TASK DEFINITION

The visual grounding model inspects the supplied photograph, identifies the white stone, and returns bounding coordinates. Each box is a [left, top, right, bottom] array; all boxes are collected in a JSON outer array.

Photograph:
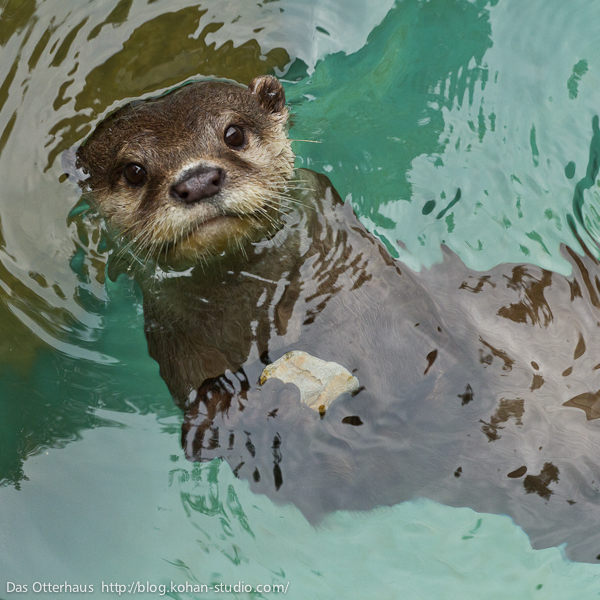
[[260, 350, 359, 413]]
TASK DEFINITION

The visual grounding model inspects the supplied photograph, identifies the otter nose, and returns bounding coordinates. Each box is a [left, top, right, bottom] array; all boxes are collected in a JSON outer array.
[[170, 167, 223, 204]]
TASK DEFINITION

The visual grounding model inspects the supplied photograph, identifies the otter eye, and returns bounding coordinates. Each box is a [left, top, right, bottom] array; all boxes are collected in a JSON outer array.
[[224, 125, 245, 149], [123, 163, 147, 186]]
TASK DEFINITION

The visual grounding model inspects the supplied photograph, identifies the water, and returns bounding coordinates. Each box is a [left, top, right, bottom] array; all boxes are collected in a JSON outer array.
[[288, 0, 600, 274], [2, 0, 600, 597]]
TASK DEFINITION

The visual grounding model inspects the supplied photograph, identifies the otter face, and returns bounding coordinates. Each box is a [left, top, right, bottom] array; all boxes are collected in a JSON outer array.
[[76, 75, 295, 266]]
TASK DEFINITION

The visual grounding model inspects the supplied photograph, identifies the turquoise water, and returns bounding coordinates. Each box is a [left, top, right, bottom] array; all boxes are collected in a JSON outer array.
[[289, 0, 600, 275], [2, 0, 600, 598]]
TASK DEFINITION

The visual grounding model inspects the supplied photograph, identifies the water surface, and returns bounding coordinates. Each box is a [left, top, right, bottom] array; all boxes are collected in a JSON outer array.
[[2, 0, 600, 597]]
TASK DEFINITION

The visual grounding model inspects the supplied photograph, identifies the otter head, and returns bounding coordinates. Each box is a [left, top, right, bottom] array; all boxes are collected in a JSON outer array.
[[76, 75, 295, 267]]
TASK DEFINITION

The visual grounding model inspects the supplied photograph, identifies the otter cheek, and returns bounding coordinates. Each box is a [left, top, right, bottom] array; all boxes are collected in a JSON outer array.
[[96, 188, 145, 232]]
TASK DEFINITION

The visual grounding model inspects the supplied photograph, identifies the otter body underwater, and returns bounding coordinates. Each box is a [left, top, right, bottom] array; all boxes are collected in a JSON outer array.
[[72, 75, 600, 562]]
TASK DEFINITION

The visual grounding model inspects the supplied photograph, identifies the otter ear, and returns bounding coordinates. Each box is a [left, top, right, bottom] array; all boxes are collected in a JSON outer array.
[[248, 75, 286, 114]]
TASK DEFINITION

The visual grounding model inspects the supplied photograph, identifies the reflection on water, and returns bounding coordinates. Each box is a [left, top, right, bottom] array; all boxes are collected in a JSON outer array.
[[48, 5, 292, 168], [175, 231, 600, 563], [289, 0, 600, 275], [2, 0, 600, 593], [289, 0, 493, 236], [4, 414, 600, 599]]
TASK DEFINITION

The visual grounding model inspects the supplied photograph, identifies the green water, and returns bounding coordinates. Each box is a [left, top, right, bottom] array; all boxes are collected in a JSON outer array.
[[288, 0, 600, 274], [1, 0, 600, 597]]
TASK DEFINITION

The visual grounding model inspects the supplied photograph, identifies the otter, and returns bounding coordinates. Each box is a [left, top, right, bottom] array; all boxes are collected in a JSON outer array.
[[72, 75, 600, 562]]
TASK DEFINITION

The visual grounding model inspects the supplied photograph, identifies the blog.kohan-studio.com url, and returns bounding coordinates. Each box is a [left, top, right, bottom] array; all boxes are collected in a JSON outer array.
[[5, 581, 290, 595], [105, 582, 290, 595]]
